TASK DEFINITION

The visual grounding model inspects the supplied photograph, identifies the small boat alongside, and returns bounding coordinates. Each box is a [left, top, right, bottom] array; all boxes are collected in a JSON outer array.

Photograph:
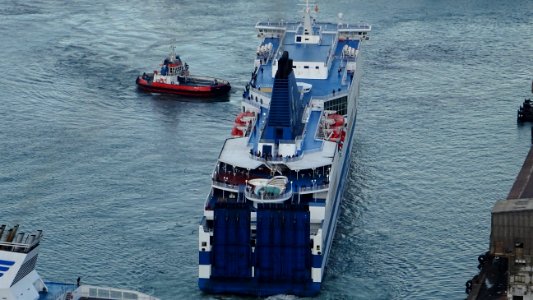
[[136, 48, 231, 97]]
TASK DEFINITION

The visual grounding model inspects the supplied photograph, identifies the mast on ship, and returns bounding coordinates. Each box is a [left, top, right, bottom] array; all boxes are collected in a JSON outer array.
[[303, 0, 314, 34], [299, 0, 318, 29]]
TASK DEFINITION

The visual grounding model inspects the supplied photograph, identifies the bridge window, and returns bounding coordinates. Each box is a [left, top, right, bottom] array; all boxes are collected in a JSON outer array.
[[324, 96, 348, 115], [304, 66, 309, 69], [296, 36, 302, 42], [315, 66, 319, 69]]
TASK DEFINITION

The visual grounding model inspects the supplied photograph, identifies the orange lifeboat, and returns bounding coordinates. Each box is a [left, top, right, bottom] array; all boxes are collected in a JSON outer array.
[[231, 111, 255, 137], [325, 127, 342, 142], [322, 112, 345, 142], [231, 126, 244, 137], [326, 114, 344, 127], [330, 128, 342, 141], [338, 130, 347, 150], [235, 111, 255, 125]]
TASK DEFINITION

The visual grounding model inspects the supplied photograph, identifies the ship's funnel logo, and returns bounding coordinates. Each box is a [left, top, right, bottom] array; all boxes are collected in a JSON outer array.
[[0, 260, 15, 277]]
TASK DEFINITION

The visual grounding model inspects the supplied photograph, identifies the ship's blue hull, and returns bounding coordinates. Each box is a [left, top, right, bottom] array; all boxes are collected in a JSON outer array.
[[199, 279, 321, 297]]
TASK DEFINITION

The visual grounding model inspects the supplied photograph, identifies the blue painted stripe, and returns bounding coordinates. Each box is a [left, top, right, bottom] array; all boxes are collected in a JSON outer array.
[[312, 254, 323, 268], [199, 251, 211, 265], [199, 278, 321, 297], [0, 266, 9, 272], [0, 260, 15, 266], [198, 278, 208, 289], [308, 201, 326, 207]]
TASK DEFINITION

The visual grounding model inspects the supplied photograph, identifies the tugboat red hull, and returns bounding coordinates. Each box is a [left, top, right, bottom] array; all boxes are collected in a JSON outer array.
[[136, 76, 231, 97]]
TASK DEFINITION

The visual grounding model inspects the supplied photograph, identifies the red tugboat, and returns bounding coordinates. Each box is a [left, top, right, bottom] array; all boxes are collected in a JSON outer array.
[[136, 48, 231, 97]]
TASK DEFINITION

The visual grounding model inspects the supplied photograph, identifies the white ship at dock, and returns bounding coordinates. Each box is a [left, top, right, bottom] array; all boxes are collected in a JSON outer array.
[[0, 224, 159, 300]]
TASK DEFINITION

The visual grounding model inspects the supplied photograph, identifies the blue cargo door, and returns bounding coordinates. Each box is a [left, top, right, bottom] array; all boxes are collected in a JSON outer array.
[[255, 204, 311, 283], [211, 203, 252, 279]]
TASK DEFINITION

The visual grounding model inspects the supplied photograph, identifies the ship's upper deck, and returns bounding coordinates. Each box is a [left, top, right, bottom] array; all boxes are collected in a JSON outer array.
[[217, 12, 370, 173], [253, 19, 370, 99], [0, 224, 42, 254], [282, 31, 333, 62], [204, 12, 371, 220]]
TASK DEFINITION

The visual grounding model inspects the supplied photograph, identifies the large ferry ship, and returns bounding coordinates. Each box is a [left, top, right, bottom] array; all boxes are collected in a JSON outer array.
[[0, 224, 159, 300], [198, 2, 370, 296]]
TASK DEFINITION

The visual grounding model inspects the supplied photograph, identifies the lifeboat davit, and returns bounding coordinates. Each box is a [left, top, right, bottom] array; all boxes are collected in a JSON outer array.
[[231, 126, 245, 137], [322, 112, 345, 142], [339, 130, 347, 149], [324, 127, 342, 142], [234, 111, 255, 126], [325, 114, 344, 127], [231, 111, 255, 137]]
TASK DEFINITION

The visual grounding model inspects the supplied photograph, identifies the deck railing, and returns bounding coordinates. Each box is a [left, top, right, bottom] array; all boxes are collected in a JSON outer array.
[[298, 183, 329, 194], [0, 233, 41, 253], [248, 152, 302, 163], [211, 180, 240, 191], [72, 285, 159, 300]]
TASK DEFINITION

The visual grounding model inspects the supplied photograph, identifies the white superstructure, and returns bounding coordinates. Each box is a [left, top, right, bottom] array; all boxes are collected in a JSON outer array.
[[0, 224, 159, 300]]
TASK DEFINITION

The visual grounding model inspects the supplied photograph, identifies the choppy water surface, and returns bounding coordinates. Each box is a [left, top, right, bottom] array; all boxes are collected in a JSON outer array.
[[1, 0, 532, 299]]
